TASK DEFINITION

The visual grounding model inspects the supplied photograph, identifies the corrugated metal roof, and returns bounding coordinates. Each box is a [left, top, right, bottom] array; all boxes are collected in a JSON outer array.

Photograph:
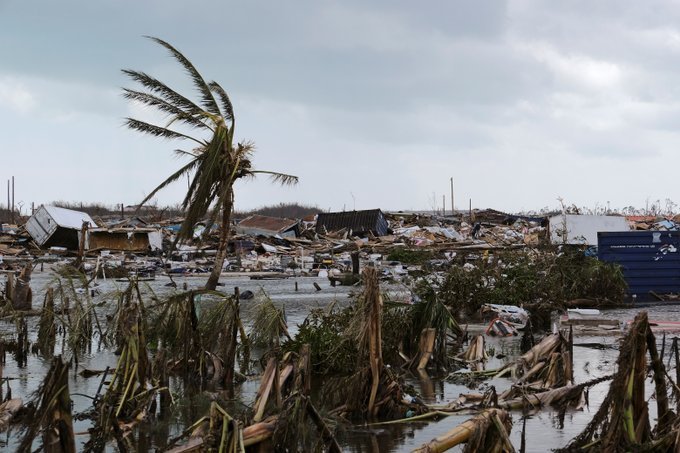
[[316, 209, 388, 236], [599, 231, 680, 301], [236, 215, 298, 234]]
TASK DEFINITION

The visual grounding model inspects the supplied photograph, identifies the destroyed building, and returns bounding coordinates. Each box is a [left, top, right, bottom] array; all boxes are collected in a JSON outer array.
[[86, 228, 163, 252], [316, 209, 389, 237], [235, 215, 300, 238], [25, 205, 96, 250]]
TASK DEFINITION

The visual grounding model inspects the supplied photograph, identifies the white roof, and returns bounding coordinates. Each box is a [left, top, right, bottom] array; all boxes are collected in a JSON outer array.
[[43, 205, 96, 229]]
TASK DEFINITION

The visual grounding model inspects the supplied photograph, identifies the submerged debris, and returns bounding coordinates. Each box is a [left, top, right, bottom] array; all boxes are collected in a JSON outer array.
[[558, 311, 677, 451]]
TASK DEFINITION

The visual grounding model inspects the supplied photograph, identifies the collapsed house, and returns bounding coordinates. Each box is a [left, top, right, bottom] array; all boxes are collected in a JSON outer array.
[[316, 209, 389, 237], [86, 228, 163, 252], [25, 206, 162, 253], [25, 205, 96, 250], [235, 215, 299, 238]]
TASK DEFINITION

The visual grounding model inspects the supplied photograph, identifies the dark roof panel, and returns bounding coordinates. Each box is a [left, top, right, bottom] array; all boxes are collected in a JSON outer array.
[[316, 209, 388, 236]]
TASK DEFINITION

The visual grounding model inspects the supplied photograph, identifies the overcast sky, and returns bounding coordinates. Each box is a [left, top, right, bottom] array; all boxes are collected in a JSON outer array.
[[2, 1, 680, 214]]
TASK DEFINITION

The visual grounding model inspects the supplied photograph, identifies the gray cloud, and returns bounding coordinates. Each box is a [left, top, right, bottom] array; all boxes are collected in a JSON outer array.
[[2, 1, 680, 213]]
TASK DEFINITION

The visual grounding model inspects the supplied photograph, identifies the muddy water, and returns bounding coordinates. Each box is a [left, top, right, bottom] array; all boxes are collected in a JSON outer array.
[[3, 267, 678, 451]]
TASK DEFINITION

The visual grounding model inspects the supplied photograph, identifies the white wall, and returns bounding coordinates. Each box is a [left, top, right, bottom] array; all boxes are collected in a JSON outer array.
[[549, 214, 630, 245]]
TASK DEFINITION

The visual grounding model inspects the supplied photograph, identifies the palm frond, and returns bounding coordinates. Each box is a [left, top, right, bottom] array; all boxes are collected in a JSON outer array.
[[124, 118, 204, 145], [172, 148, 201, 159], [176, 129, 230, 240], [249, 290, 289, 347], [251, 170, 299, 187], [139, 158, 201, 208], [145, 36, 222, 117], [208, 81, 234, 122], [122, 69, 204, 117], [122, 88, 213, 132]]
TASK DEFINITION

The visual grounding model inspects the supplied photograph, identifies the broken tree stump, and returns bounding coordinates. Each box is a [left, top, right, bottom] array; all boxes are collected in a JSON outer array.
[[12, 265, 32, 311], [412, 408, 512, 452]]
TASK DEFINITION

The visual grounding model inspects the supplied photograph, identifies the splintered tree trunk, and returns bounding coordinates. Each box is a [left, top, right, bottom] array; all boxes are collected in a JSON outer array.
[[12, 265, 32, 311], [43, 358, 76, 453], [413, 409, 512, 453], [223, 289, 240, 396], [18, 357, 75, 452], [365, 268, 383, 416], [206, 189, 234, 291]]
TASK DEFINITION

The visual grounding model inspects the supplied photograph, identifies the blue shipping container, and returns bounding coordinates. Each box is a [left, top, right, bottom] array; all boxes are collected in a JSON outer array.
[[598, 231, 680, 301]]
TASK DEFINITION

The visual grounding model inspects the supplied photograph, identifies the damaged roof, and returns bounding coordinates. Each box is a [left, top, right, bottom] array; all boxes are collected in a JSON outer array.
[[316, 209, 389, 236], [236, 215, 299, 237]]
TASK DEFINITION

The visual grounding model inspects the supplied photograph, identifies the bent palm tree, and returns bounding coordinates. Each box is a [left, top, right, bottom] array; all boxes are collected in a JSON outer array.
[[123, 36, 298, 290]]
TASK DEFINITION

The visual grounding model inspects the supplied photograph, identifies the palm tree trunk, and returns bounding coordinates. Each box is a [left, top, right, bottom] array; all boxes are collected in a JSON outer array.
[[206, 188, 233, 290]]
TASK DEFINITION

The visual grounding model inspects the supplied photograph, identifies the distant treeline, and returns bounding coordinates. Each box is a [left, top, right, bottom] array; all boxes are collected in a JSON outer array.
[[37, 201, 321, 222], [235, 203, 321, 219], [49, 201, 185, 220]]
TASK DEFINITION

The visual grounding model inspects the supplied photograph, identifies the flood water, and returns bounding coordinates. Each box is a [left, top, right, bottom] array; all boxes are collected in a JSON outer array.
[[3, 266, 677, 451]]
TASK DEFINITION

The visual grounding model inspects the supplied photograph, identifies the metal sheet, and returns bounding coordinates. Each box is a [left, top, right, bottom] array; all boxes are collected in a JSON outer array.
[[316, 209, 388, 236]]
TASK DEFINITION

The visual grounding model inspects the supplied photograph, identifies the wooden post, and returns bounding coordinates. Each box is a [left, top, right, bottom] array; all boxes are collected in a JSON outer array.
[[5, 273, 14, 303], [74, 221, 89, 270], [351, 251, 360, 275]]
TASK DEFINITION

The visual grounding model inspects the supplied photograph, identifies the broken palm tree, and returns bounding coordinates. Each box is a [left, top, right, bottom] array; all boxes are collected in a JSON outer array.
[[5, 264, 33, 311], [199, 289, 248, 393], [50, 274, 102, 363], [169, 345, 340, 452], [407, 279, 462, 371], [150, 290, 205, 379], [18, 356, 74, 452], [558, 311, 675, 452], [457, 334, 488, 371], [495, 330, 573, 400], [249, 289, 290, 349], [272, 345, 342, 452], [412, 408, 514, 453], [85, 299, 159, 452], [327, 267, 426, 420], [35, 287, 57, 356]]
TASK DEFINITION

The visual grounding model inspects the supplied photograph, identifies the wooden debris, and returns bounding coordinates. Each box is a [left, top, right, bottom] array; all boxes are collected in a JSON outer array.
[[412, 408, 513, 453]]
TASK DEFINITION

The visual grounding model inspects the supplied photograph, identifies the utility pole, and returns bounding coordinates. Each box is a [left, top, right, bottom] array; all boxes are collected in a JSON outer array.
[[11, 176, 14, 224], [450, 177, 454, 216], [442, 195, 446, 217], [6, 180, 9, 223]]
